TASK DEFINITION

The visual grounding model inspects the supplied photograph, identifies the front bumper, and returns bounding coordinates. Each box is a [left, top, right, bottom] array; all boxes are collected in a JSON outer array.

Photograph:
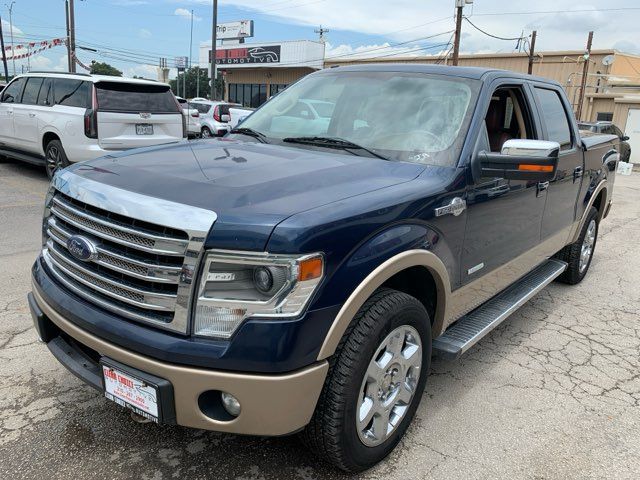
[[29, 285, 329, 436]]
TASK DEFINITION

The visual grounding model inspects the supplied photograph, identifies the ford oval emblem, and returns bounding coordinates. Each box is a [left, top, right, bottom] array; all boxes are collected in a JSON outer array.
[[66, 235, 98, 262]]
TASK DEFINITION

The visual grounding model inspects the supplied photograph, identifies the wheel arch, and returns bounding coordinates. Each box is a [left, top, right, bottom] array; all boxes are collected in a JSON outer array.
[[41, 130, 62, 154], [569, 180, 608, 244], [316, 250, 451, 360]]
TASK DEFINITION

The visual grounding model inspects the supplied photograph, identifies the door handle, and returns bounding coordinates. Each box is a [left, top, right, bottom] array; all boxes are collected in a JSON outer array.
[[7, 110, 12, 115], [537, 181, 549, 196], [29, 113, 36, 118], [573, 166, 584, 182]]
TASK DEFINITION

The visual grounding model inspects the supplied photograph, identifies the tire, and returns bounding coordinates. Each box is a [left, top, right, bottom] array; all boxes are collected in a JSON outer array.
[[45, 139, 70, 179], [201, 127, 212, 138], [301, 288, 431, 472], [555, 206, 599, 285]]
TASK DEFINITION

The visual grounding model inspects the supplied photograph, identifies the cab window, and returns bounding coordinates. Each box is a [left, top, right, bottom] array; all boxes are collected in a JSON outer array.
[[534, 87, 573, 150], [1, 77, 26, 103], [484, 86, 535, 153]]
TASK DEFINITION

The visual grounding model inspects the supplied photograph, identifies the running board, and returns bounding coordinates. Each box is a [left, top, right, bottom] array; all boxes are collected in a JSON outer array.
[[433, 259, 567, 360]]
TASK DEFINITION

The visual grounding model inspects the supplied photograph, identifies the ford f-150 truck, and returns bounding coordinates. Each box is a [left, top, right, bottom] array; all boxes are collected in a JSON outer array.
[[28, 65, 619, 472]]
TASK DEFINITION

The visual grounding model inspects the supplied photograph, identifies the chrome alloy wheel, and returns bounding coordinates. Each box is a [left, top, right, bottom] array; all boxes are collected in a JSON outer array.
[[579, 219, 597, 274], [356, 325, 422, 447], [46, 144, 63, 177]]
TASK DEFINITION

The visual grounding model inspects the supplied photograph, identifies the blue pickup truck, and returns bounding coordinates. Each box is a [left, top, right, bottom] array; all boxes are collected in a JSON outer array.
[[28, 65, 618, 472]]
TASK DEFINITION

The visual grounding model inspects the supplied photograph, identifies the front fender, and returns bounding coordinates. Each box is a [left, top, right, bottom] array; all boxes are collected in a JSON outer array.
[[313, 223, 453, 360]]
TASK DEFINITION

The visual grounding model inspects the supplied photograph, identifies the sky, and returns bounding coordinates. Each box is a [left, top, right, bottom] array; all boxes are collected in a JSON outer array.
[[1, 0, 639, 79]]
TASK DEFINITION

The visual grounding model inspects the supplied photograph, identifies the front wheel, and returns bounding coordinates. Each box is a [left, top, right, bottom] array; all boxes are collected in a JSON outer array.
[[45, 140, 70, 179], [302, 288, 431, 472]]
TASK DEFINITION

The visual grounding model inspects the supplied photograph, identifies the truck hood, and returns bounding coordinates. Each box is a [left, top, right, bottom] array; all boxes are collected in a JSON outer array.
[[66, 139, 425, 249]]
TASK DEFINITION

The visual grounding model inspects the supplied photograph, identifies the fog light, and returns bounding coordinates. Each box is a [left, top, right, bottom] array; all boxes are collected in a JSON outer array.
[[221, 392, 241, 417]]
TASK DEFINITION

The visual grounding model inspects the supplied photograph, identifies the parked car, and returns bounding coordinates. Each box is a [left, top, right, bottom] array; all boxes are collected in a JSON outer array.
[[0, 72, 185, 178], [578, 121, 631, 162], [188, 100, 237, 137], [29, 65, 619, 472], [176, 96, 201, 138], [228, 106, 254, 128]]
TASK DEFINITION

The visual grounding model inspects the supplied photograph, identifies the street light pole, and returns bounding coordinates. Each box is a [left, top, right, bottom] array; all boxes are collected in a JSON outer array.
[[210, 0, 217, 100], [5, 1, 15, 77], [69, 0, 76, 72], [0, 15, 9, 81]]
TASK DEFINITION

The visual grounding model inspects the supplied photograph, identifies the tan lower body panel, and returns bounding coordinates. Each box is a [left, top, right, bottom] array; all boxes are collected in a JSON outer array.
[[33, 286, 329, 436]]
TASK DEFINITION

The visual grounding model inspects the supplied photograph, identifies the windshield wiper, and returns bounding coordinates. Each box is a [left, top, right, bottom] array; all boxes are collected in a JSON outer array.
[[282, 136, 389, 161], [229, 127, 268, 143]]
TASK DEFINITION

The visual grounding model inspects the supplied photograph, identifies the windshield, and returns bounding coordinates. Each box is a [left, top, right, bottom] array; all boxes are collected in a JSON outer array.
[[238, 71, 479, 166]]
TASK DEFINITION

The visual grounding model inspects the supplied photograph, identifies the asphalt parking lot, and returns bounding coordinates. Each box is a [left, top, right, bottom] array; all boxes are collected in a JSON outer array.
[[1, 159, 639, 480]]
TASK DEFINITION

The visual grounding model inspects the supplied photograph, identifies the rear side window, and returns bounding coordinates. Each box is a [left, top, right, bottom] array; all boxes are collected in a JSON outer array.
[[1, 77, 26, 103], [54, 79, 91, 108], [21, 77, 44, 105], [37, 78, 52, 106], [190, 103, 211, 114], [96, 82, 179, 114], [535, 87, 572, 150]]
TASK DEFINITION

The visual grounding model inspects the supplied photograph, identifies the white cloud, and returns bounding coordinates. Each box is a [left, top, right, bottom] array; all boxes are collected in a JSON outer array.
[[174, 8, 201, 22], [138, 28, 152, 39], [124, 63, 158, 79], [178, 0, 640, 55], [1, 18, 23, 38]]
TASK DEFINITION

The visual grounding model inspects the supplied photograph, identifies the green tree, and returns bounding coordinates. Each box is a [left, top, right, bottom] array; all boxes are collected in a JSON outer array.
[[170, 67, 224, 99], [90, 61, 123, 76]]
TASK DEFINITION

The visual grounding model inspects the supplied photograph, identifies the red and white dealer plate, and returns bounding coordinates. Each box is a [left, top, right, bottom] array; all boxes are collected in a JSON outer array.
[[102, 364, 159, 422]]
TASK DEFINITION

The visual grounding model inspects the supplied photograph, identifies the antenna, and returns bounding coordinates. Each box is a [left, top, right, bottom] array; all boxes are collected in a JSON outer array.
[[315, 25, 329, 43], [602, 54, 614, 66]]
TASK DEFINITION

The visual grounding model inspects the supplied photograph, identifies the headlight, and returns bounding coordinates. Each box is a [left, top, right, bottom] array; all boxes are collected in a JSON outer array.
[[193, 250, 324, 338]]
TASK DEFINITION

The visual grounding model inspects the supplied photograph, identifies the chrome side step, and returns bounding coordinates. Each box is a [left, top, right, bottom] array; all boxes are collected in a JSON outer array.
[[433, 259, 567, 360]]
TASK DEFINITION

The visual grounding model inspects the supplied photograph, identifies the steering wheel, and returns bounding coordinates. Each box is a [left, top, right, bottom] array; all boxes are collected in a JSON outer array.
[[375, 130, 445, 151]]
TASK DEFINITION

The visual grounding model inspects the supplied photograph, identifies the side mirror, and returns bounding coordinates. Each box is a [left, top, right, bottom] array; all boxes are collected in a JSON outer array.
[[220, 114, 231, 123], [475, 139, 560, 182], [622, 135, 630, 141]]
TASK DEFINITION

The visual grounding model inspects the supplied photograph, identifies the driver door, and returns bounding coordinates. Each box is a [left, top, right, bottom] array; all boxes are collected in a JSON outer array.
[[459, 82, 547, 304]]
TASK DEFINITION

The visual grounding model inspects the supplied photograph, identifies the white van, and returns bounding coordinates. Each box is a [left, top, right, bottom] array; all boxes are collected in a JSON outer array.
[[0, 72, 185, 178]]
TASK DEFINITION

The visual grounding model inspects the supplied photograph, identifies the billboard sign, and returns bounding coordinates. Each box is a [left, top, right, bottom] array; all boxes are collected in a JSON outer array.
[[174, 56, 188, 69], [211, 45, 281, 65], [217, 20, 254, 40]]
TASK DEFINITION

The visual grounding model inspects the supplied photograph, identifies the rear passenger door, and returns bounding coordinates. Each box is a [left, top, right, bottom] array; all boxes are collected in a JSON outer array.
[[532, 85, 583, 243], [13, 76, 45, 153]]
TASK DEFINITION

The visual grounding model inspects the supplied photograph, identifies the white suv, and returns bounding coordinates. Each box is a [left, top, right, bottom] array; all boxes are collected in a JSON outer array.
[[188, 100, 237, 138], [0, 72, 185, 178]]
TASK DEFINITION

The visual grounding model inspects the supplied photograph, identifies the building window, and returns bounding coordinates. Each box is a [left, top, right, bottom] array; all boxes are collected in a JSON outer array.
[[228, 83, 267, 108], [596, 112, 614, 122], [270, 84, 289, 97]]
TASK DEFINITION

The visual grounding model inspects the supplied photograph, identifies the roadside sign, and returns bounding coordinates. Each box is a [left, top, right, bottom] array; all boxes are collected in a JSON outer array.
[[217, 20, 254, 40]]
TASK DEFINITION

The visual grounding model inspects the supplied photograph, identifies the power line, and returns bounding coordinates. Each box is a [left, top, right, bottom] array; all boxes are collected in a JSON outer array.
[[463, 17, 525, 42], [472, 7, 640, 17]]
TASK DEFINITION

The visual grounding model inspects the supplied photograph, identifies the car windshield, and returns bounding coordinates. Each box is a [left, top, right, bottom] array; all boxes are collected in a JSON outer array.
[[578, 123, 597, 132], [238, 71, 479, 166]]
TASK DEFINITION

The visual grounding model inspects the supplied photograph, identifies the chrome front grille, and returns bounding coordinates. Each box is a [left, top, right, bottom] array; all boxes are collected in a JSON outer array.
[[42, 171, 218, 334]]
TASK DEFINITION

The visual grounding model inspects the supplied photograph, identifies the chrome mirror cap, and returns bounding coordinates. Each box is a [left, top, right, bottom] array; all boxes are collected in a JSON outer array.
[[501, 139, 561, 158]]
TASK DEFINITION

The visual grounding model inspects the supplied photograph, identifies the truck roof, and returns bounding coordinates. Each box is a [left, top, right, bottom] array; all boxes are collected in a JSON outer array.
[[319, 63, 561, 86], [17, 71, 169, 87]]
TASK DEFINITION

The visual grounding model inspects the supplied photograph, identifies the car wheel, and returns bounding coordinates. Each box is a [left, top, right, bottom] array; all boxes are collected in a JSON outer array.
[[556, 206, 599, 285], [45, 140, 70, 180], [301, 288, 431, 472], [201, 127, 212, 138]]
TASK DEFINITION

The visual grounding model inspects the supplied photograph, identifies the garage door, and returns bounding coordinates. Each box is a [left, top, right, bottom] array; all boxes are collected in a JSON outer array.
[[627, 108, 640, 163]]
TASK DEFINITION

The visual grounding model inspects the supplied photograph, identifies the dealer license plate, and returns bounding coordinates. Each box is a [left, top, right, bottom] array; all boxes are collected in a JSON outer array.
[[102, 364, 159, 422], [135, 123, 154, 135]]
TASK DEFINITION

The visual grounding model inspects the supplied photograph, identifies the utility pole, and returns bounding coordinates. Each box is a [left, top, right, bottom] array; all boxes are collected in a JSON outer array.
[[452, 0, 464, 66], [65, 0, 72, 72], [0, 15, 8, 81], [210, 0, 217, 100], [576, 31, 593, 121], [527, 30, 537, 75], [314, 25, 329, 43], [5, 2, 15, 77], [69, 0, 76, 73]]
